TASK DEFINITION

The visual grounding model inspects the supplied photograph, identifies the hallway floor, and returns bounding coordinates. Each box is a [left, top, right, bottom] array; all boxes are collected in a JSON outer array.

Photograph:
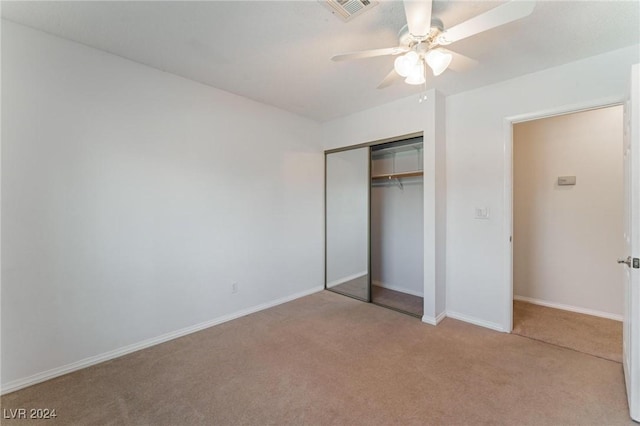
[[512, 300, 622, 363]]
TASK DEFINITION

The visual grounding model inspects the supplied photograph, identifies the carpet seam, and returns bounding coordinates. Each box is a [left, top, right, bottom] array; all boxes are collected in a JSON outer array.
[[511, 331, 622, 364]]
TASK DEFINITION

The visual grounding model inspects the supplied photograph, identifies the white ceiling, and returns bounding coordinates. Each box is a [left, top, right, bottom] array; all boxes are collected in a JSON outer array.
[[2, 1, 639, 122]]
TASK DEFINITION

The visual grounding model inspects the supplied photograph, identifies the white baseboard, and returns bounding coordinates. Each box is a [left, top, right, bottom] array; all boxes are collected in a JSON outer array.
[[327, 271, 367, 288], [372, 280, 423, 298], [422, 311, 446, 326], [446, 310, 507, 333], [1, 285, 324, 395], [513, 295, 623, 322]]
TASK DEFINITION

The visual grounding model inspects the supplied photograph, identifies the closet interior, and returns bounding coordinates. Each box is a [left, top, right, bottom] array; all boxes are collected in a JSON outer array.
[[325, 135, 424, 318], [371, 139, 424, 317]]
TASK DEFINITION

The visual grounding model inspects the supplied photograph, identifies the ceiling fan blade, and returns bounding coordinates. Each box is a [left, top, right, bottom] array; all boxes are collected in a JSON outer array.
[[403, 0, 433, 38], [439, 1, 536, 44], [377, 69, 401, 89], [441, 49, 478, 73], [331, 47, 408, 62]]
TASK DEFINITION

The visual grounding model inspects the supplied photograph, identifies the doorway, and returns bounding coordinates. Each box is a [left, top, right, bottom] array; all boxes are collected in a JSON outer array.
[[510, 105, 623, 361]]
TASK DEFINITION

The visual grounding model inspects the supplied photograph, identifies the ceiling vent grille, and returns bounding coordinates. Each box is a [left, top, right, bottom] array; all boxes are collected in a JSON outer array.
[[321, 0, 379, 22]]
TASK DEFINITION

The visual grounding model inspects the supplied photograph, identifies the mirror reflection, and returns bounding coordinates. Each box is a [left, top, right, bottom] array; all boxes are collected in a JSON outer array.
[[325, 147, 369, 301]]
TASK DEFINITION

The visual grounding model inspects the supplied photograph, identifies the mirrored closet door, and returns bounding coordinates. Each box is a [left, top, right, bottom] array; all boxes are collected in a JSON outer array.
[[325, 135, 424, 318], [325, 147, 370, 301]]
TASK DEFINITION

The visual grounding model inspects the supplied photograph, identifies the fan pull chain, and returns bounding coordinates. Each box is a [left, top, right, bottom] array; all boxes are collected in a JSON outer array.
[[418, 60, 428, 103]]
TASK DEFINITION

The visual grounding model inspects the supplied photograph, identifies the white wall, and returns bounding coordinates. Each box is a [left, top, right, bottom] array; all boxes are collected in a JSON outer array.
[[321, 90, 447, 324], [326, 148, 369, 285], [446, 45, 639, 331], [371, 147, 424, 297], [513, 106, 624, 317], [1, 21, 324, 391], [322, 95, 427, 152]]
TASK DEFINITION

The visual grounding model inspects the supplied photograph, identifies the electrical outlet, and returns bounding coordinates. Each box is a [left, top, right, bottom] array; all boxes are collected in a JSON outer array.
[[232, 282, 238, 294]]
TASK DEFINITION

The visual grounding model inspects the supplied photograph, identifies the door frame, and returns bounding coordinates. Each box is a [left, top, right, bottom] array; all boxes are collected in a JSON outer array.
[[501, 96, 625, 332]]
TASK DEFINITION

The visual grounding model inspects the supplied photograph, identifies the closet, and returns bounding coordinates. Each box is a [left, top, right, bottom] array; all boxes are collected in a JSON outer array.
[[325, 135, 424, 318], [371, 139, 424, 316]]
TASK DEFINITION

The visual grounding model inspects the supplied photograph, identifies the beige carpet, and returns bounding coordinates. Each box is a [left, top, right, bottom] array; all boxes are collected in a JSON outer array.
[[512, 300, 623, 363], [2, 291, 632, 425]]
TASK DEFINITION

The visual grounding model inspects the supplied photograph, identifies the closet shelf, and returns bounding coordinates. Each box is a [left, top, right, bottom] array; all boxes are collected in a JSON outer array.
[[371, 140, 423, 158], [371, 170, 423, 180]]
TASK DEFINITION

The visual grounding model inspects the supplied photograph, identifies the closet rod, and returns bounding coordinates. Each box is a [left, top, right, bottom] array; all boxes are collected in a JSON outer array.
[[371, 170, 423, 180]]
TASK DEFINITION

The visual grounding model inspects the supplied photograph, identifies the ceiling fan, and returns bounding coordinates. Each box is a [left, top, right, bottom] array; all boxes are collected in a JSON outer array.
[[331, 0, 536, 88]]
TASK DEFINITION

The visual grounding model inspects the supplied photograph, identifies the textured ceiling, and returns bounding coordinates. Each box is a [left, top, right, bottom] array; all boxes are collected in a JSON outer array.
[[2, 1, 639, 122]]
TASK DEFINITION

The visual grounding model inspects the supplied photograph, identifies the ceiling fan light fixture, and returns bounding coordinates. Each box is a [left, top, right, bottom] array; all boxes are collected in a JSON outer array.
[[404, 60, 425, 85], [425, 49, 452, 76], [394, 56, 410, 77], [394, 51, 419, 77]]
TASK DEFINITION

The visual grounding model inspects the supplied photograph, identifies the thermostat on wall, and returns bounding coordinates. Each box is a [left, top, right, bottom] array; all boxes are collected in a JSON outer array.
[[557, 176, 576, 186]]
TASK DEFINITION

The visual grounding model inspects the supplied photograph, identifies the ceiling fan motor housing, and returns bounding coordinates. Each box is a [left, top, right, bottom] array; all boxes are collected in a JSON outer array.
[[398, 18, 445, 49]]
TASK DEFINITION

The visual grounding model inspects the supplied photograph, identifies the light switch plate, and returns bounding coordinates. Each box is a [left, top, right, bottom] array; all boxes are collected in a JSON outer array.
[[475, 207, 490, 220]]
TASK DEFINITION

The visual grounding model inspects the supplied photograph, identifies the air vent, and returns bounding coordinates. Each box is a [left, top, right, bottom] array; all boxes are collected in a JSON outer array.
[[321, 0, 378, 22]]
